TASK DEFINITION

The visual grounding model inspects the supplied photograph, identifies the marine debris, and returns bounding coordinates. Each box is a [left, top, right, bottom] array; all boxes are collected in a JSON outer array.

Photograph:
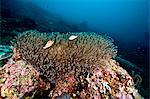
[[0, 30, 143, 98]]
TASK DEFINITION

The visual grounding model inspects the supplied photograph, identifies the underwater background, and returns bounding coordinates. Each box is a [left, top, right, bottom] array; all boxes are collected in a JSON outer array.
[[0, 0, 149, 98]]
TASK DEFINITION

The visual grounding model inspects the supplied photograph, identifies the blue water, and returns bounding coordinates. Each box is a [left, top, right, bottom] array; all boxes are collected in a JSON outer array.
[[29, 0, 149, 47]]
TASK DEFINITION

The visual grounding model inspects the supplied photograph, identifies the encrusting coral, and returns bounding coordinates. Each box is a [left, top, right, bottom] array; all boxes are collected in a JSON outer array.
[[0, 59, 50, 99], [0, 30, 142, 98], [49, 59, 143, 99]]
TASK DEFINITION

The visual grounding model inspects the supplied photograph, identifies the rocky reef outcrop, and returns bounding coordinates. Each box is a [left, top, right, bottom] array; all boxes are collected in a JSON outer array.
[[0, 30, 143, 98]]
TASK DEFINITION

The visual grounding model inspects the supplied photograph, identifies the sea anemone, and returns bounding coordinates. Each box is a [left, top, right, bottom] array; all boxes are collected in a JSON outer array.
[[11, 30, 117, 83]]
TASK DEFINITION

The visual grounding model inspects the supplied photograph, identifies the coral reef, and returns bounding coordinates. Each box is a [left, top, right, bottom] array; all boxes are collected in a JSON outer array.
[[49, 59, 143, 99], [0, 45, 13, 67], [11, 30, 117, 83], [0, 60, 50, 99], [0, 45, 13, 61], [0, 30, 143, 98]]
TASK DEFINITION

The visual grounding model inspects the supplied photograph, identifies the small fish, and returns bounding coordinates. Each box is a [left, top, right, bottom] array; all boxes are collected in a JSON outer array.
[[43, 40, 54, 49], [69, 35, 78, 40]]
